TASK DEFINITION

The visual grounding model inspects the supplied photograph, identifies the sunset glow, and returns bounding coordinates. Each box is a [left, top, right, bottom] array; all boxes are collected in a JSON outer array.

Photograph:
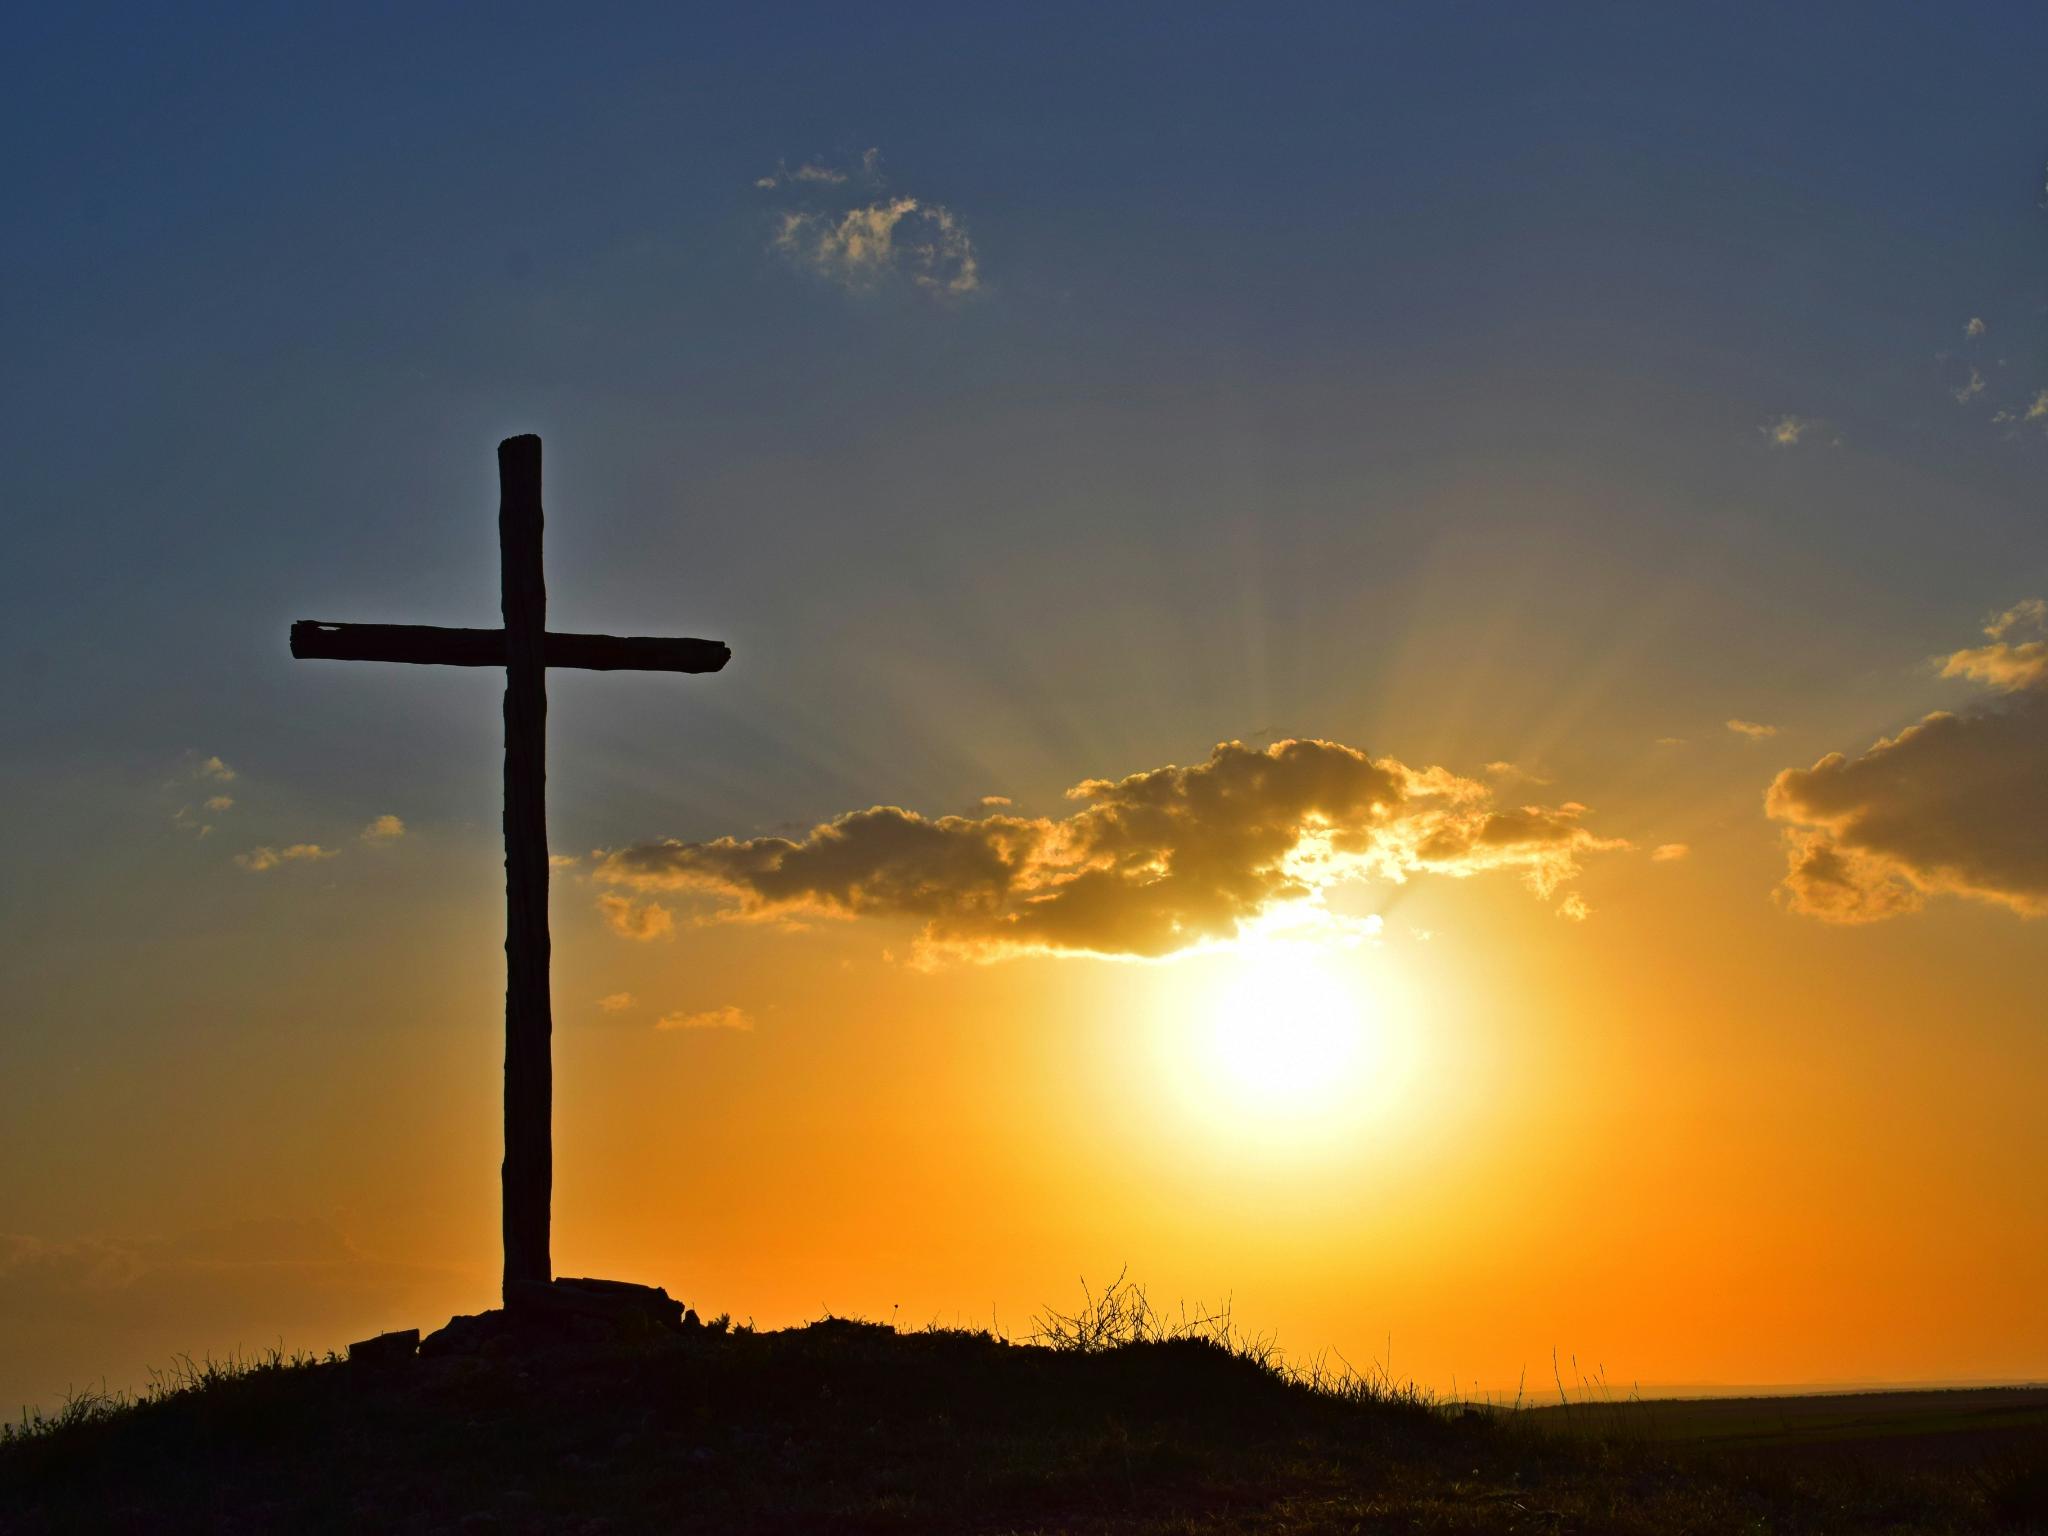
[[1205, 943, 1370, 1112]]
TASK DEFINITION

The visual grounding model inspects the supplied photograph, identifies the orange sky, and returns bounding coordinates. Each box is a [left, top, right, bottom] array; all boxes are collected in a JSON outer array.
[[8, 673, 2048, 1412]]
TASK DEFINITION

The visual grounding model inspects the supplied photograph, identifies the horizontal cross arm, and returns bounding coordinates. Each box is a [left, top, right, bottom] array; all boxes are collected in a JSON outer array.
[[547, 632, 732, 672], [290, 620, 730, 673], [292, 621, 507, 666]]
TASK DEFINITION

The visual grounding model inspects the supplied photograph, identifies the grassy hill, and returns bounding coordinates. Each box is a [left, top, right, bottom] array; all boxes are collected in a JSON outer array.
[[3, 1302, 2044, 1534]]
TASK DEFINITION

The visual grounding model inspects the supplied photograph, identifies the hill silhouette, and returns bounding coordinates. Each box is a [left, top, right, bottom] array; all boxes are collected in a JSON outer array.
[[4, 1288, 2043, 1534]]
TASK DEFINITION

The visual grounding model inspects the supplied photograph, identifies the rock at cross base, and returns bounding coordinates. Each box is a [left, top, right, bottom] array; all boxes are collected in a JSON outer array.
[[509, 1276, 699, 1336], [553, 1277, 694, 1328], [419, 1278, 703, 1357], [347, 1328, 420, 1365], [417, 1311, 503, 1359]]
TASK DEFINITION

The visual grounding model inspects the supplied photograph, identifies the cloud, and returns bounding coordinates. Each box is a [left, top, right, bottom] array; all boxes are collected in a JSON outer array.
[[1772, 831, 1927, 923], [761, 150, 979, 298], [979, 794, 1014, 808], [754, 150, 877, 191], [359, 814, 405, 843], [1987, 599, 2047, 640], [597, 893, 673, 941], [1726, 719, 1779, 740], [757, 163, 845, 189], [596, 992, 636, 1012], [1939, 599, 2048, 692], [549, 854, 580, 869], [1654, 736, 1687, 747], [233, 843, 335, 872], [1965, 316, 1987, 339], [2028, 390, 2048, 422], [774, 199, 980, 296], [171, 757, 240, 839], [655, 1005, 754, 1032], [1766, 603, 2048, 922], [1652, 843, 1691, 861], [1484, 760, 1553, 787], [1763, 415, 1814, 448], [594, 738, 1626, 962], [1952, 365, 1986, 404], [1555, 892, 1591, 922]]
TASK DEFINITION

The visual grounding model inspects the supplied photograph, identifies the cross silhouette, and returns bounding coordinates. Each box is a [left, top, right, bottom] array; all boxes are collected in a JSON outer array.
[[289, 435, 730, 1303]]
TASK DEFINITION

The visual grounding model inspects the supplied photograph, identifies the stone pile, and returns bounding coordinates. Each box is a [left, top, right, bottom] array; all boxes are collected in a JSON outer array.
[[346, 1278, 703, 1363]]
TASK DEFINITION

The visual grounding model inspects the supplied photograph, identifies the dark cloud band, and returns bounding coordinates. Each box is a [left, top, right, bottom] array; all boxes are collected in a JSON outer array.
[[595, 738, 1623, 960], [1768, 603, 2048, 922]]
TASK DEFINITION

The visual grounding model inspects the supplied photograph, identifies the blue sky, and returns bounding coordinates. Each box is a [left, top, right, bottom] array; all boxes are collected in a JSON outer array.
[[7, 6, 2045, 820]]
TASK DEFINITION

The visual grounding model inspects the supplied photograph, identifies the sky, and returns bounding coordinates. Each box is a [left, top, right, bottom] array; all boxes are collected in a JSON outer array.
[[4, 2, 2048, 1414]]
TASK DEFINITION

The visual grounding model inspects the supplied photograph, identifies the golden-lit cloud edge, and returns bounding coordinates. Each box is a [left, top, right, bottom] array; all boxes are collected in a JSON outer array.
[[592, 737, 1630, 963], [359, 813, 405, 843], [1766, 602, 2048, 922]]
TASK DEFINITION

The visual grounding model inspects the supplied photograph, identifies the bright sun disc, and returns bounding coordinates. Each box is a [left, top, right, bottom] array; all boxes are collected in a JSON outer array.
[[1206, 944, 1371, 1113]]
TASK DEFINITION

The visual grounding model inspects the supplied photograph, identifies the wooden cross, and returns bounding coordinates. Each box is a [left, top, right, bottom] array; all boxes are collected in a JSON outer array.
[[289, 435, 730, 1303]]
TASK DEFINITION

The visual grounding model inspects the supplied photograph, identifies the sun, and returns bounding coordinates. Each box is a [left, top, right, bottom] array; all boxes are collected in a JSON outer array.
[[1142, 931, 1424, 1155], [1203, 941, 1374, 1115]]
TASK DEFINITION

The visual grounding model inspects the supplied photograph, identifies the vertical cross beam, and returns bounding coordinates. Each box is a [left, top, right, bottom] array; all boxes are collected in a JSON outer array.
[[499, 435, 552, 1297]]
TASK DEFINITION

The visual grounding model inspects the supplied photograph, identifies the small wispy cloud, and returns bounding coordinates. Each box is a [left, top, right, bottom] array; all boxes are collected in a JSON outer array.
[[597, 894, 672, 941], [761, 149, 980, 299], [1763, 415, 1814, 448], [1940, 597, 2048, 692], [1555, 892, 1591, 922], [655, 1005, 754, 1033], [1727, 719, 1779, 740], [234, 843, 335, 873], [1987, 598, 2048, 640], [773, 200, 980, 297], [754, 149, 877, 190], [1965, 316, 1987, 339], [1652, 842, 1691, 862], [596, 992, 636, 1013], [2028, 389, 2048, 422], [171, 755, 240, 840], [359, 813, 405, 843], [1953, 365, 1986, 404]]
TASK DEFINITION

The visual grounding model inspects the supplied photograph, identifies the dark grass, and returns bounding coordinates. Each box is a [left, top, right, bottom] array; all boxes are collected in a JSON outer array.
[[3, 1281, 2043, 1534]]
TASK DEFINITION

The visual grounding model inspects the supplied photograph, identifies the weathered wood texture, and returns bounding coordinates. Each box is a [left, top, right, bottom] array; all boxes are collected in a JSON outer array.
[[499, 434, 552, 1299], [291, 621, 730, 673]]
